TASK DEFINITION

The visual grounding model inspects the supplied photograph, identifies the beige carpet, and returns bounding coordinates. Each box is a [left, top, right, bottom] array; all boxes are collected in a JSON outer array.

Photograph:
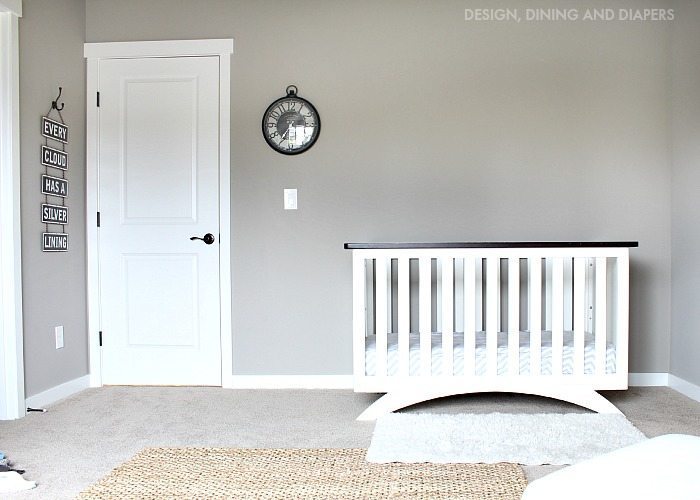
[[77, 447, 527, 499], [3, 387, 697, 498]]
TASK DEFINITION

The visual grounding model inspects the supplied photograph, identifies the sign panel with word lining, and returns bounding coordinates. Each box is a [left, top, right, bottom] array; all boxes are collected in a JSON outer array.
[[42, 232, 68, 252], [41, 175, 68, 197], [41, 203, 68, 224], [41, 145, 68, 170], [41, 116, 68, 144]]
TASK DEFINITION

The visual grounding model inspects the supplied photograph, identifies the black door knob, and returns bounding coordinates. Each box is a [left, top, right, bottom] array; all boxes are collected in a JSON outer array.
[[190, 233, 215, 245]]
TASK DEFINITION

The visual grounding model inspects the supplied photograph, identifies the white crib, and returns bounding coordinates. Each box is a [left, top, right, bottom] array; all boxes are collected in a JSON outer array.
[[345, 242, 638, 421]]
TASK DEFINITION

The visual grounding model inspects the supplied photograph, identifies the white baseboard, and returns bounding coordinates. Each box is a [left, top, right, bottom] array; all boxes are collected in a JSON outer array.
[[23, 372, 700, 407], [629, 372, 669, 387], [629, 372, 700, 404], [221, 373, 234, 390], [229, 375, 353, 390], [25, 374, 90, 409], [668, 374, 700, 404], [229, 373, 691, 393]]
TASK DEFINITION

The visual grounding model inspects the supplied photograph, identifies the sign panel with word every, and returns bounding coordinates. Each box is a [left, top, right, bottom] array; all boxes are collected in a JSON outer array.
[[41, 116, 68, 143]]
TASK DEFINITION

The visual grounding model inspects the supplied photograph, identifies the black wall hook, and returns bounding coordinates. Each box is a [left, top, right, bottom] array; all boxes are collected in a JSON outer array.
[[51, 87, 65, 111]]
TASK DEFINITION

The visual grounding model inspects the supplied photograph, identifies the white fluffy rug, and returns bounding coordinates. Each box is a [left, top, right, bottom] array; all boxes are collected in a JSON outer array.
[[367, 413, 646, 465]]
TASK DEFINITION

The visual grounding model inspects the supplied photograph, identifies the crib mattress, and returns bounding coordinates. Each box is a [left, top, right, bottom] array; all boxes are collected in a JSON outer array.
[[364, 331, 616, 377]]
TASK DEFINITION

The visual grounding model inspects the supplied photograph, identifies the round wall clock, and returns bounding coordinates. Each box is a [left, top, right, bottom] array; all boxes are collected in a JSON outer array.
[[262, 85, 320, 155]]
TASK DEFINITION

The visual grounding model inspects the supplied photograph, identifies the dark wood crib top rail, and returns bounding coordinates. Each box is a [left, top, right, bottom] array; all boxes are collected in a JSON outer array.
[[344, 242, 639, 250]]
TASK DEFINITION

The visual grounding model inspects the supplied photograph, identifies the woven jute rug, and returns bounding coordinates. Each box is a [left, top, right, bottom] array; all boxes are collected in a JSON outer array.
[[78, 447, 527, 499]]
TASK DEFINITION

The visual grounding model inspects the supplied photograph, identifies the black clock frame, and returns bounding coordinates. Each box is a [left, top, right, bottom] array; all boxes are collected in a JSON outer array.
[[261, 85, 321, 155]]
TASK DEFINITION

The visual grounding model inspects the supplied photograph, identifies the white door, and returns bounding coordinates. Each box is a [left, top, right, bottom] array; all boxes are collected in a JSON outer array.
[[98, 56, 221, 385]]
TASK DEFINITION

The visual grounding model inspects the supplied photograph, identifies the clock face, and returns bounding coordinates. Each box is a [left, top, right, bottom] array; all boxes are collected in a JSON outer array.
[[262, 93, 320, 155]]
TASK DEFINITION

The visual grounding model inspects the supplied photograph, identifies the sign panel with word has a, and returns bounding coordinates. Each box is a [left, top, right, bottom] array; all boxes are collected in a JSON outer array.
[[41, 175, 68, 197]]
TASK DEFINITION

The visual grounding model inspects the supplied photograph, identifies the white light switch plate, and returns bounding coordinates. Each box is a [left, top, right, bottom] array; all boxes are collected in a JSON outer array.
[[55, 326, 64, 349], [284, 189, 297, 210]]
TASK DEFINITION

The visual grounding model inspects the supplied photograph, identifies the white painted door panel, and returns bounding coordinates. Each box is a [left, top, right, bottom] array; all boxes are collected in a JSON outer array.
[[98, 56, 221, 385]]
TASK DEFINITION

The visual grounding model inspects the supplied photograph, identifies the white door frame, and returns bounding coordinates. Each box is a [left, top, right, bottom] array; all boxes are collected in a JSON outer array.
[[84, 39, 234, 388], [0, 0, 24, 420]]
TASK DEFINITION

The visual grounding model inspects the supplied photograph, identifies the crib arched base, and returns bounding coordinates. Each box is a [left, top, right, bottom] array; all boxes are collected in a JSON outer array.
[[356, 386, 622, 421]]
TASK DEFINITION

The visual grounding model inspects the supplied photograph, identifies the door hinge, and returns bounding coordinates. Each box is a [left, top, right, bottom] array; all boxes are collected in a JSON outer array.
[[96, 91, 100, 107], [97, 212, 100, 227], [98, 331, 103, 347]]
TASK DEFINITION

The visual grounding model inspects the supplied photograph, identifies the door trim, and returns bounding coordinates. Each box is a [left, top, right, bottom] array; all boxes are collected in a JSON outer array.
[[0, 3, 25, 420], [84, 39, 234, 388]]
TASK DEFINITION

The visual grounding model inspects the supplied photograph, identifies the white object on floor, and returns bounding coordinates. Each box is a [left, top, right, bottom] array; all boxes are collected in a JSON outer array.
[[365, 331, 616, 377], [366, 412, 645, 465], [522, 434, 700, 500], [0, 471, 37, 493]]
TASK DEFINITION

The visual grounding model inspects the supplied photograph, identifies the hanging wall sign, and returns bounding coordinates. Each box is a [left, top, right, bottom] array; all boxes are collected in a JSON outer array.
[[41, 116, 68, 143], [41, 203, 68, 224], [41, 87, 69, 253], [42, 232, 68, 252], [41, 145, 68, 170], [41, 175, 68, 197]]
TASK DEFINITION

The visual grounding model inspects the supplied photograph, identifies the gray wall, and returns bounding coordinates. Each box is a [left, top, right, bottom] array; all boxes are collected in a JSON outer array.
[[670, 1, 700, 386], [17, 0, 700, 394], [85, 0, 673, 376], [19, 0, 87, 396]]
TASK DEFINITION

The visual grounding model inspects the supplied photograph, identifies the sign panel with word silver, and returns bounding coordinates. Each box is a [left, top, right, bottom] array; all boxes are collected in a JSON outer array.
[[41, 203, 68, 224]]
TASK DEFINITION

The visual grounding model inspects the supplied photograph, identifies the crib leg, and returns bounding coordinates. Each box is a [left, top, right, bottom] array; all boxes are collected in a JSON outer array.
[[357, 391, 423, 421], [561, 389, 622, 414], [357, 388, 465, 421]]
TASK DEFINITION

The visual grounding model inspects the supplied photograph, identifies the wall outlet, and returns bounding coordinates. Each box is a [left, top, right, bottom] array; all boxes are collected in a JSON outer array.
[[55, 326, 64, 349], [284, 189, 297, 210]]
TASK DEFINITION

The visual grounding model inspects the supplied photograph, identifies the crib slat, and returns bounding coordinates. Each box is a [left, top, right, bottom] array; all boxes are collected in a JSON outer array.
[[552, 258, 564, 376], [616, 254, 629, 377], [463, 257, 476, 377], [585, 259, 595, 335], [353, 254, 367, 377], [573, 258, 586, 375], [475, 259, 483, 331], [436, 260, 442, 333], [508, 257, 520, 375], [529, 258, 542, 376], [545, 259, 553, 331], [397, 257, 410, 377], [486, 257, 499, 376], [375, 257, 389, 378], [563, 258, 573, 331], [419, 257, 432, 376], [386, 259, 393, 334], [441, 257, 454, 376], [365, 261, 374, 337], [595, 257, 607, 376], [453, 258, 464, 334]]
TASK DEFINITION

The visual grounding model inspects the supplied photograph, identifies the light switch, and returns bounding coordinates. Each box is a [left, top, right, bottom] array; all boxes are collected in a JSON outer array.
[[55, 326, 64, 349], [284, 189, 297, 210]]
